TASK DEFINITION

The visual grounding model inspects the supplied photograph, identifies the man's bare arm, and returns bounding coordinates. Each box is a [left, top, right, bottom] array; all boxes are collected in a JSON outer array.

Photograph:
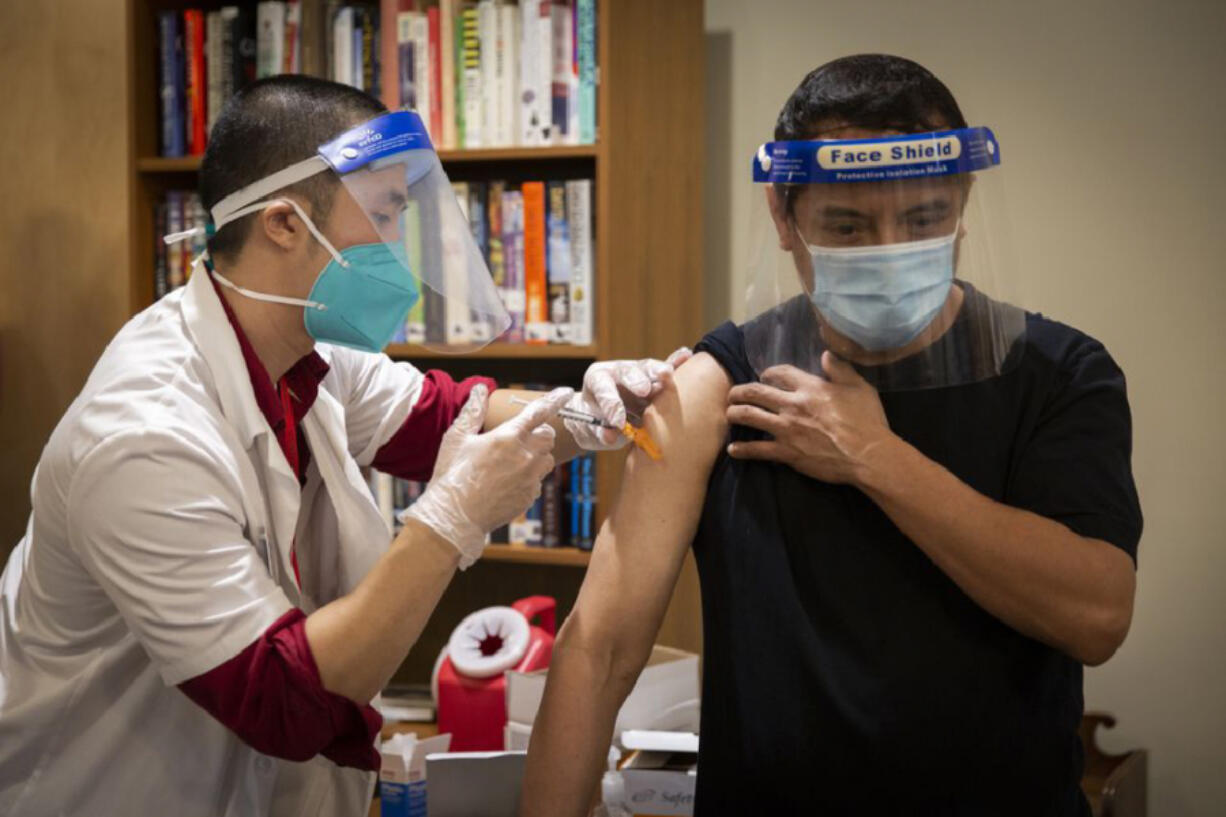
[[519, 353, 731, 817]]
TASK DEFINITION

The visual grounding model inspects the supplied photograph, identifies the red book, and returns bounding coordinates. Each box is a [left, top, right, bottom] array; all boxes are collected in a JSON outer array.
[[521, 182, 548, 345], [427, 6, 442, 142], [184, 10, 207, 155]]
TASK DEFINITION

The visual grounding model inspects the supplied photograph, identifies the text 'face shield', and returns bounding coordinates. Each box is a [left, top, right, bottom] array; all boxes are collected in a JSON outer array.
[[744, 127, 1026, 391]]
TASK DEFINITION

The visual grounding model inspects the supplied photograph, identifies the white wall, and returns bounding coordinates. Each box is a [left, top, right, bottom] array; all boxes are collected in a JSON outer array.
[[704, 1, 1226, 813]]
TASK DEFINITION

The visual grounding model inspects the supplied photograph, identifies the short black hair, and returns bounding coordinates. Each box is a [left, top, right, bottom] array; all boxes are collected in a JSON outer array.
[[199, 75, 387, 263], [775, 54, 967, 141], [775, 55, 968, 215]]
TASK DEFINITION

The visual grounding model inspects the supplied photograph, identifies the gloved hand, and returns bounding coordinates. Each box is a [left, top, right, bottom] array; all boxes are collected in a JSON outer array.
[[404, 385, 573, 569], [565, 347, 694, 450]]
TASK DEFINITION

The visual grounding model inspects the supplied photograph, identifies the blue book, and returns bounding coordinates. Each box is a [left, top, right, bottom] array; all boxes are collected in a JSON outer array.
[[578, 453, 595, 549], [576, 0, 596, 144], [158, 11, 186, 157], [569, 458, 581, 546]]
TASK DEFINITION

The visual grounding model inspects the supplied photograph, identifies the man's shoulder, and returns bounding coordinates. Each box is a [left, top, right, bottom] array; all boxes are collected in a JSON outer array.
[[1022, 311, 1121, 381]]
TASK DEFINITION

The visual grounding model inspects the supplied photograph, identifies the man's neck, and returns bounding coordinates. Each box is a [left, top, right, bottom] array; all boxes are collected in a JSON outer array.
[[212, 264, 314, 383]]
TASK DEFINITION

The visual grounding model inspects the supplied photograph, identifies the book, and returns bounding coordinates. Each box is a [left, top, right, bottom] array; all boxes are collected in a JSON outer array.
[[549, 0, 571, 145], [231, 6, 259, 93], [285, 0, 302, 73], [184, 10, 207, 155], [157, 11, 185, 158], [206, 12, 224, 137], [476, 0, 497, 148], [446, 182, 473, 345], [565, 179, 593, 345], [220, 6, 239, 104], [256, 2, 286, 80], [410, 12, 431, 127], [154, 200, 169, 299], [299, 0, 325, 76], [466, 181, 492, 341], [459, 4, 482, 148], [427, 7, 443, 140], [546, 181, 571, 343], [403, 199, 426, 343], [358, 5, 378, 97], [332, 7, 354, 86], [521, 182, 549, 343], [396, 12, 417, 110], [500, 188, 526, 343], [519, 0, 551, 145], [380, 0, 401, 108], [439, 0, 457, 148], [165, 191, 185, 289], [576, 0, 596, 143], [541, 463, 566, 547], [486, 181, 507, 340], [577, 453, 595, 549], [494, 2, 520, 147]]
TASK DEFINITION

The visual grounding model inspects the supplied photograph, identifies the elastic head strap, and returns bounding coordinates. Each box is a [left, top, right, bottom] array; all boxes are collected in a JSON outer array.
[[210, 155, 331, 227]]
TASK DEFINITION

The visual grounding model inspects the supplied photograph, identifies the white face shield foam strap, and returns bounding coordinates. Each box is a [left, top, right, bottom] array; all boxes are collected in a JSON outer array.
[[209, 155, 330, 226]]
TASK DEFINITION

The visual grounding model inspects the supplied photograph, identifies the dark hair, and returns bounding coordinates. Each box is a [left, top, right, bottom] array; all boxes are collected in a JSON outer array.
[[199, 75, 387, 263], [775, 54, 966, 141]]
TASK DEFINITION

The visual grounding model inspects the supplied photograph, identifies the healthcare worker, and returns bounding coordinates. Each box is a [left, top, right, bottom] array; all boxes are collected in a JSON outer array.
[[521, 55, 1142, 816], [0, 76, 687, 816]]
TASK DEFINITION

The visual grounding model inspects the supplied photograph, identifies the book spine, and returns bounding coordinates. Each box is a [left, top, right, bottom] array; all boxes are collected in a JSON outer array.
[[285, 0, 301, 73], [576, 0, 595, 144], [154, 200, 169, 299], [577, 453, 594, 550], [298, 0, 322, 76], [186, 10, 208, 154], [404, 199, 426, 343], [565, 179, 592, 345], [256, 2, 285, 80], [332, 7, 353, 85], [157, 12, 185, 158], [501, 189, 525, 343], [360, 7, 377, 94], [522, 182, 548, 344], [498, 4, 521, 147], [220, 7, 238, 104], [206, 12, 223, 138], [477, 0, 497, 148], [439, 0, 456, 148], [381, 0, 400, 108], [410, 13, 431, 124], [165, 191, 184, 288], [541, 464, 564, 547], [233, 6, 258, 91], [546, 181, 571, 343], [549, 0, 571, 145], [466, 181, 491, 341], [397, 13, 416, 110], [487, 180, 506, 339], [427, 7, 443, 141], [460, 4, 481, 148], [188, 193, 208, 271], [445, 182, 472, 345]]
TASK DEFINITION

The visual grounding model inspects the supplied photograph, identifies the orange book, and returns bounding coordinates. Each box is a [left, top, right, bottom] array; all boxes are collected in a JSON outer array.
[[522, 181, 549, 344]]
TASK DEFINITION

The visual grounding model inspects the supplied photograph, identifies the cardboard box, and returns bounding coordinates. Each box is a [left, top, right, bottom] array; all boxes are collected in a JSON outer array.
[[424, 751, 526, 817], [378, 733, 452, 817], [505, 645, 700, 737], [612, 731, 699, 817]]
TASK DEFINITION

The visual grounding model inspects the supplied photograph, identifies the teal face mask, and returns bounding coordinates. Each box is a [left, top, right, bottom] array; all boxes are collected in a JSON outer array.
[[210, 198, 420, 354]]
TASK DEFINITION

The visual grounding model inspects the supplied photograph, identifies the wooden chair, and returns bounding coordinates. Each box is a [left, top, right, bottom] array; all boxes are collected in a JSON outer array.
[[1079, 712, 1147, 817]]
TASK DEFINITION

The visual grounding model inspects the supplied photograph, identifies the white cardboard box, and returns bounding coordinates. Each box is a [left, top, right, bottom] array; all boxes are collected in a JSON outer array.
[[614, 731, 699, 817], [505, 645, 700, 737]]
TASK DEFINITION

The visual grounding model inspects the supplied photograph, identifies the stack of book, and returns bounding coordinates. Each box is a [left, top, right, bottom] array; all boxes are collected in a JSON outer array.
[[391, 177, 593, 347], [370, 449, 597, 550], [156, 0, 598, 158], [153, 190, 208, 297]]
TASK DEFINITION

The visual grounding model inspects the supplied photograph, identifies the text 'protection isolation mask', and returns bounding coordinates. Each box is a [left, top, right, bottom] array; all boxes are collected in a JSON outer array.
[[743, 126, 1027, 391]]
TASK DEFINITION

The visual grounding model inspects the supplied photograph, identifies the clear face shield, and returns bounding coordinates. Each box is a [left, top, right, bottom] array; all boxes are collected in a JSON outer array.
[[206, 110, 510, 353], [744, 127, 1025, 391]]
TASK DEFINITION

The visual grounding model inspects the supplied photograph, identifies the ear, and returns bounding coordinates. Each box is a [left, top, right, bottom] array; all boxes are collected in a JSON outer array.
[[765, 186, 797, 252], [256, 200, 310, 253]]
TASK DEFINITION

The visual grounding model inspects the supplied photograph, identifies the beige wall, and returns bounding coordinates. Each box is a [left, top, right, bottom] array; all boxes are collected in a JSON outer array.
[[704, 0, 1226, 812], [0, 0, 131, 550]]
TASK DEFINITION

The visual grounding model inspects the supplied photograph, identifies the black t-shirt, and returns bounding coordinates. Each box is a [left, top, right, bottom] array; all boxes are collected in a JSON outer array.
[[689, 295, 1142, 815]]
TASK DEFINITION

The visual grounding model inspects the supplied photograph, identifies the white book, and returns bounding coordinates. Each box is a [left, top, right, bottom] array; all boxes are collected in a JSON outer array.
[[566, 179, 593, 345], [477, 0, 497, 147], [396, 12, 416, 108], [446, 183, 473, 345], [256, 2, 286, 79], [519, 0, 552, 145], [461, 8, 483, 148], [440, 0, 457, 149], [549, 0, 572, 145], [410, 13, 432, 135], [497, 4, 521, 146], [206, 12, 223, 135], [332, 7, 354, 86], [285, 0, 301, 73]]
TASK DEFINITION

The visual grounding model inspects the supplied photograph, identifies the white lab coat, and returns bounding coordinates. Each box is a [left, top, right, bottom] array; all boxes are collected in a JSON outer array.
[[0, 267, 433, 815]]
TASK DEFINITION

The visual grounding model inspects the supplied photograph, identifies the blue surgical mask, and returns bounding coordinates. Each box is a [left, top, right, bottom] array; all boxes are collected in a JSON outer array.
[[209, 199, 420, 354], [804, 232, 957, 352]]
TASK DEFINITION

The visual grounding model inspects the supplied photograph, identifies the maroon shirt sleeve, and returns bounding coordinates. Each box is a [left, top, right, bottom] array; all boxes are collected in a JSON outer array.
[[178, 608, 382, 770], [371, 370, 498, 481]]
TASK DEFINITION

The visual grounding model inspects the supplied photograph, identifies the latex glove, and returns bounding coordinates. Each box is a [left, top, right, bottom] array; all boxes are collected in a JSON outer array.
[[404, 385, 573, 568], [566, 347, 694, 449]]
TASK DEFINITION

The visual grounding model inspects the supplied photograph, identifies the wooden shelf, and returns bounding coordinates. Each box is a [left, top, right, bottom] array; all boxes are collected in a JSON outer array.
[[482, 544, 591, 567], [386, 343, 599, 360], [137, 144, 598, 174]]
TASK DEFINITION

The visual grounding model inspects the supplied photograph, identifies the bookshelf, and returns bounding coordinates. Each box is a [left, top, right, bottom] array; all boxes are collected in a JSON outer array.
[[126, 0, 705, 676]]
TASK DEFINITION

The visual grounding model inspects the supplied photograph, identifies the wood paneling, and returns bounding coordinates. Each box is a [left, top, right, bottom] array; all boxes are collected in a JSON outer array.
[[0, 0, 132, 554]]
